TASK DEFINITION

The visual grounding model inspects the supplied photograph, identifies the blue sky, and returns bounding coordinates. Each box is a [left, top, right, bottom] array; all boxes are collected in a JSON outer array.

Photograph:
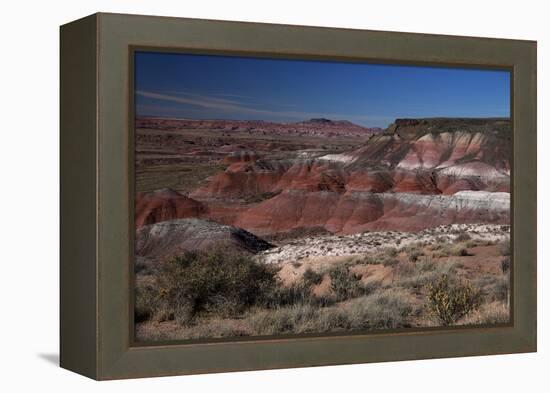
[[135, 51, 510, 128]]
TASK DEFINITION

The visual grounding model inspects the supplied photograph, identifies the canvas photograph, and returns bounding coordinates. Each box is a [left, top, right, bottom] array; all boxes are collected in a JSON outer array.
[[133, 51, 512, 342]]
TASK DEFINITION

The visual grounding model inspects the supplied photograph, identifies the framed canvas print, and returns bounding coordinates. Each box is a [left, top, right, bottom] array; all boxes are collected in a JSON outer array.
[[60, 13, 537, 380]]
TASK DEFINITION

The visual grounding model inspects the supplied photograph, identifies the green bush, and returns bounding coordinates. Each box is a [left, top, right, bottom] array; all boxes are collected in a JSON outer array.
[[426, 275, 480, 326], [156, 249, 277, 324]]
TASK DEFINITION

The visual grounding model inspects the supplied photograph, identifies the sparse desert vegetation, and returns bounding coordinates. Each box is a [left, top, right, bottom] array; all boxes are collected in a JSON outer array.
[[135, 232, 511, 341]]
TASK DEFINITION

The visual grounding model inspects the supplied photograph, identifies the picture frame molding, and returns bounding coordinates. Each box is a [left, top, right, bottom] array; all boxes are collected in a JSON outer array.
[[60, 12, 537, 380]]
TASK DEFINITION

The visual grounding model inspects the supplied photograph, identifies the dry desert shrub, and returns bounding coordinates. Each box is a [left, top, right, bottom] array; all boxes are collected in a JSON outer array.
[[501, 256, 511, 274], [472, 274, 510, 304], [328, 265, 366, 301], [153, 249, 277, 324], [432, 243, 470, 258], [426, 275, 481, 326], [302, 267, 324, 287], [135, 281, 166, 323]]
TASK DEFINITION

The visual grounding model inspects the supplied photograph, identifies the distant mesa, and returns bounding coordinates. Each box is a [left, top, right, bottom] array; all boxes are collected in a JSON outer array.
[[135, 116, 382, 137], [296, 118, 354, 126], [304, 118, 335, 124]]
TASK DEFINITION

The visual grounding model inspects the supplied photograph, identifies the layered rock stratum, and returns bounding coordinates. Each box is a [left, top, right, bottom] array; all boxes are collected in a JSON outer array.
[[135, 117, 511, 249], [135, 188, 207, 228]]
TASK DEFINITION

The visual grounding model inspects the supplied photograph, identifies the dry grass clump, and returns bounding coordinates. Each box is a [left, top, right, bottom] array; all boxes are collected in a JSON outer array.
[[247, 288, 413, 335], [472, 274, 510, 303], [395, 259, 459, 289], [398, 242, 425, 262], [499, 238, 511, 256], [246, 304, 322, 335], [355, 247, 399, 266], [178, 319, 251, 340], [432, 243, 470, 258], [346, 289, 413, 330], [382, 247, 399, 258], [262, 282, 334, 308], [459, 301, 510, 325]]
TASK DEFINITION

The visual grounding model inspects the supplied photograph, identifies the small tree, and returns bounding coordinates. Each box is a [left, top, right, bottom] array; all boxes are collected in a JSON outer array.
[[427, 275, 480, 326]]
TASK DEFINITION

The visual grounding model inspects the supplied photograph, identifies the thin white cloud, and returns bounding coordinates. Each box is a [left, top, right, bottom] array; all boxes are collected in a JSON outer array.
[[136, 90, 392, 126], [161, 91, 250, 106]]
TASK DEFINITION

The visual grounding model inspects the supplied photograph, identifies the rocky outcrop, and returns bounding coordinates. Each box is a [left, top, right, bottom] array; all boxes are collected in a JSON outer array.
[[349, 128, 510, 177], [192, 118, 510, 203], [234, 190, 509, 235], [135, 188, 207, 228], [135, 218, 273, 259]]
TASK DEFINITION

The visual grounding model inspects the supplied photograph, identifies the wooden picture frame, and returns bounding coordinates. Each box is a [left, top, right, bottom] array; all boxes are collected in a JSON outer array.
[[60, 12, 536, 380]]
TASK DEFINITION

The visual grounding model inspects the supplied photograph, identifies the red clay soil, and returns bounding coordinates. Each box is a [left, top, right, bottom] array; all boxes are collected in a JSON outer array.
[[135, 188, 207, 228]]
